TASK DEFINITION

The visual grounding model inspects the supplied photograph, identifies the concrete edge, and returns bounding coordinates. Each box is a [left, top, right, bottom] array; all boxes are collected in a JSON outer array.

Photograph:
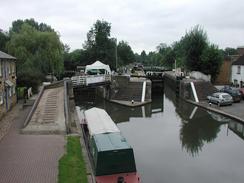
[[185, 99, 244, 124], [110, 99, 152, 107]]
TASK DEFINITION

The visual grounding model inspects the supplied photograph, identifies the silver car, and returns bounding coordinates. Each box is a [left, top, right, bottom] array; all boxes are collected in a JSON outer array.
[[207, 92, 233, 106]]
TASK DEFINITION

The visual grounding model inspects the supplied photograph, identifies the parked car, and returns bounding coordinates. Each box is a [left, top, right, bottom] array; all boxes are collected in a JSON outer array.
[[239, 88, 244, 99], [207, 92, 233, 106], [219, 86, 241, 102]]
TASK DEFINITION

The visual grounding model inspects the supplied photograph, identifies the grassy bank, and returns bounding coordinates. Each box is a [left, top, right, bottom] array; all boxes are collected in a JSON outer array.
[[58, 136, 88, 183]]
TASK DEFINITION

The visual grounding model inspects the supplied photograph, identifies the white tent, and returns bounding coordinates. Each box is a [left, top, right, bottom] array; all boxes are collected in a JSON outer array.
[[84, 107, 120, 136], [85, 60, 111, 74]]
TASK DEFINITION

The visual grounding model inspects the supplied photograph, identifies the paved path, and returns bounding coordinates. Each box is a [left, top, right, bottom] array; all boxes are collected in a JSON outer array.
[[22, 86, 66, 134], [0, 103, 65, 183]]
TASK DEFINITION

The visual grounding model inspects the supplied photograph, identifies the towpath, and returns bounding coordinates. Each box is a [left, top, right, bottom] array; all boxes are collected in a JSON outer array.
[[0, 101, 65, 183]]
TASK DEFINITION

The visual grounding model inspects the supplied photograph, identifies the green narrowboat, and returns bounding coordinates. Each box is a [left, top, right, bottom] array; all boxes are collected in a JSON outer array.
[[89, 132, 137, 176]]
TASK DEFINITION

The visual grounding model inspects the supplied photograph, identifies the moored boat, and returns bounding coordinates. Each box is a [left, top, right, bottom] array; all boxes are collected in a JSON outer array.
[[77, 107, 140, 183]]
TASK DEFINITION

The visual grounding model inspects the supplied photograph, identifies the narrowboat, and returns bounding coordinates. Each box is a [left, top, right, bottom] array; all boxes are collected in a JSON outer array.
[[78, 107, 140, 183]]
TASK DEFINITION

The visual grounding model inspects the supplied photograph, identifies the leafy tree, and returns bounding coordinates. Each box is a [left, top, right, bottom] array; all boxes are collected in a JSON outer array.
[[0, 30, 9, 52], [7, 21, 64, 91], [223, 47, 238, 56], [83, 20, 116, 69], [117, 41, 135, 66], [200, 44, 223, 82], [180, 25, 208, 70], [140, 50, 147, 64], [10, 18, 53, 34], [174, 25, 223, 82]]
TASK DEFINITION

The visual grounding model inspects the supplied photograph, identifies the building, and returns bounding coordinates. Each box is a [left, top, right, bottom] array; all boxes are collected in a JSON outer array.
[[215, 47, 244, 85], [215, 57, 234, 85], [0, 51, 17, 119], [231, 54, 244, 87]]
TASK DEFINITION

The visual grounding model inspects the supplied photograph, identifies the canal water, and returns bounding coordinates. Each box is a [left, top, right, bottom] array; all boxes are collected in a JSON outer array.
[[75, 84, 244, 183]]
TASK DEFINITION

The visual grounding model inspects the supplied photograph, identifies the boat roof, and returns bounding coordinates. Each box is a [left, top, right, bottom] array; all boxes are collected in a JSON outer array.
[[84, 107, 120, 136], [93, 132, 132, 152]]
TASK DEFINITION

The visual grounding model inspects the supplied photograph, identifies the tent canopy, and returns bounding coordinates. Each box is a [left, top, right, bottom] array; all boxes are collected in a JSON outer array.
[[85, 61, 111, 74]]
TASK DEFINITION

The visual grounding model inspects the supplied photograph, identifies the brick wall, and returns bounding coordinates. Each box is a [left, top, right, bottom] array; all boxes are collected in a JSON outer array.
[[215, 59, 232, 85]]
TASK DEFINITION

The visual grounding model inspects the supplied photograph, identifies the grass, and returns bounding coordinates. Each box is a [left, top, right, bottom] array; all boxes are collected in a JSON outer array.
[[58, 136, 88, 183]]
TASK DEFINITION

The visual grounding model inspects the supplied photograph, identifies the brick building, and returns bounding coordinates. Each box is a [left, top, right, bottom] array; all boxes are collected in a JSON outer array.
[[215, 47, 244, 85], [0, 51, 17, 119]]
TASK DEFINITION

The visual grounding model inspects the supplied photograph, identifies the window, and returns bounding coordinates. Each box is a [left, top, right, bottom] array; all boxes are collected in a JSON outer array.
[[0, 93, 3, 105], [237, 66, 241, 74]]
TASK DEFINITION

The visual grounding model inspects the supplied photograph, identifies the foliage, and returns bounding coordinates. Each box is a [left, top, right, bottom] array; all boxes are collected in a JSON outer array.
[[58, 136, 88, 183], [117, 41, 135, 66], [83, 20, 117, 69], [0, 30, 9, 52], [200, 44, 223, 81], [64, 20, 136, 71], [223, 47, 238, 56], [179, 25, 208, 70], [6, 20, 64, 89], [10, 18, 54, 34]]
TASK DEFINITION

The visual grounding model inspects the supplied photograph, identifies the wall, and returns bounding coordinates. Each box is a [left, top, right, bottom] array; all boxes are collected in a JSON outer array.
[[109, 76, 151, 102], [215, 59, 232, 85], [231, 65, 244, 85], [0, 59, 17, 120], [189, 71, 211, 81]]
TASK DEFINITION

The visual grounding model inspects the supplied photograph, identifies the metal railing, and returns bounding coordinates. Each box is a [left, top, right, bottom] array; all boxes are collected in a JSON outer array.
[[71, 74, 111, 87]]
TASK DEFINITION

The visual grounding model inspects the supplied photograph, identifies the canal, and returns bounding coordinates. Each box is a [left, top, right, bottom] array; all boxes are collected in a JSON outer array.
[[75, 84, 244, 183]]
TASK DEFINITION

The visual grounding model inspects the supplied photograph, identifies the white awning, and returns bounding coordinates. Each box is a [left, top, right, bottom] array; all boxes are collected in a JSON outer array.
[[84, 107, 120, 136], [85, 61, 111, 74]]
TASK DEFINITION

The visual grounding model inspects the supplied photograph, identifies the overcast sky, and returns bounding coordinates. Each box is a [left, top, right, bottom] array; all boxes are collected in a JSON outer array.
[[0, 0, 244, 53]]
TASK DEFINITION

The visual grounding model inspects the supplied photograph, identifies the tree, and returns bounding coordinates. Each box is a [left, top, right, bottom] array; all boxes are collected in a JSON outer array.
[[223, 47, 238, 56], [200, 44, 223, 82], [0, 30, 9, 52], [140, 50, 147, 64], [7, 21, 64, 91], [180, 25, 208, 71], [10, 18, 53, 34], [83, 20, 116, 69], [117, 41, 135, 66]]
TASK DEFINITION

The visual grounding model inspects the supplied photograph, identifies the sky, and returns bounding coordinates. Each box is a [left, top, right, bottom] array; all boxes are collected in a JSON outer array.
[[0, 0, 244, 53]]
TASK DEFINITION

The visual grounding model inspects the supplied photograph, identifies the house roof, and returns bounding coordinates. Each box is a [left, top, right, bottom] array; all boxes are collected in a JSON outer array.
[[232, 55, 244, 66], [0, 51, 16, 60]]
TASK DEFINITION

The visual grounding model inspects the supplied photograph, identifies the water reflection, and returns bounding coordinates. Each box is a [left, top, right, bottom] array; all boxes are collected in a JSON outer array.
[[164, 85, 226, 156], [229, 120, 244, 140], [75, 94, 164, 123]]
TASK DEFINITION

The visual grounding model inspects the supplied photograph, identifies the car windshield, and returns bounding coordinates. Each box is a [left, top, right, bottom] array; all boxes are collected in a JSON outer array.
[[222, 94, 231, 99]]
